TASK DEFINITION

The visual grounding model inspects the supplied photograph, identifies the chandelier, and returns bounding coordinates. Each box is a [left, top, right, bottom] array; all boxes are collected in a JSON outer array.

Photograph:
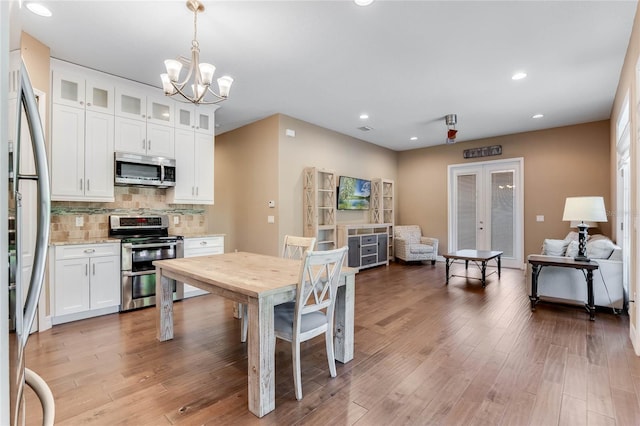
[[160, 0, 233, 105]]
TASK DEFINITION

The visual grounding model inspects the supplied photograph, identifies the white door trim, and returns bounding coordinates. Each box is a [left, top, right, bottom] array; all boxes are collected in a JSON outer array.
[[448, 157, 524, 269]]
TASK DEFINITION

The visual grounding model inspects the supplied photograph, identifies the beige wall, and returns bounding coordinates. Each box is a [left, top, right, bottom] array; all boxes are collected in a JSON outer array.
[[277, 115, 397, 247], [209, 114, 397, 256], [610, 5, 639, 344], [210, 115, 280, 255], [397, 120, 612, 258]]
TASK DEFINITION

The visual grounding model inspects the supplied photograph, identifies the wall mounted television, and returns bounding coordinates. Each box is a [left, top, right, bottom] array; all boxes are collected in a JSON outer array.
[[337, 176, 371, 210]]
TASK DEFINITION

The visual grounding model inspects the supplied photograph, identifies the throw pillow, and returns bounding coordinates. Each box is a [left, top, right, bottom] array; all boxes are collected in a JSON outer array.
[[564, 231, 579, 242], [587, 239, 616, 259], [542, 239, 569, 256], [565, 240, 579, 258]]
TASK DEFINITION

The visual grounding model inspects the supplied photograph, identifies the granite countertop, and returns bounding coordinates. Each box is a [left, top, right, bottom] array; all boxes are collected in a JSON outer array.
[[50, 238, 122, 246], [180, 233, 226, 239]]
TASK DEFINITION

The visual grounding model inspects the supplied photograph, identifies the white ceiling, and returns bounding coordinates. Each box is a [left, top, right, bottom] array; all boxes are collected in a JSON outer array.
[[15, 0, 638, 151]]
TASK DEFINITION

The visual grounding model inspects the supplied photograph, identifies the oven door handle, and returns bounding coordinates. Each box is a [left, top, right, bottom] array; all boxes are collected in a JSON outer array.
[[124, 242, 178, 249], [123, 270, 157, 277]]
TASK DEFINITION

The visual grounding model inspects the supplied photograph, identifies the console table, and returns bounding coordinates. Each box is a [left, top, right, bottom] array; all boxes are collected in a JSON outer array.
[[528, 254, 599, 321], [444, 249, 503, 287]]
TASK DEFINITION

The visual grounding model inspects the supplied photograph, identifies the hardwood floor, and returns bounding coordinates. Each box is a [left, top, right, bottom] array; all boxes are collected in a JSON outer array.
[[24, 262, 640, 425]]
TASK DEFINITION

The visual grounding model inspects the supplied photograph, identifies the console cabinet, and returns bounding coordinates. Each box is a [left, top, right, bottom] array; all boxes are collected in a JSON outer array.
[[338, 224, 390, 270], [51, 242, 121, 325]]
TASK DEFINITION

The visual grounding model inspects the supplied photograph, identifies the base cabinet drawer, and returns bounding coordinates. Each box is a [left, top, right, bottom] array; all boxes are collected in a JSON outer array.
[[183, 235, 225, 298]]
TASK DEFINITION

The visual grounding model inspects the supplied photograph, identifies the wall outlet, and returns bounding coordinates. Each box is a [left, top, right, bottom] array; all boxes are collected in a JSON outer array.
[[75, 216, 83, 227], [268, 200, 275, 208], [173, 216, 179, 225]]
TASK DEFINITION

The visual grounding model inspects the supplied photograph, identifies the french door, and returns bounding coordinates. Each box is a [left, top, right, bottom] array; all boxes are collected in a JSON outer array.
[[448, 158, 524, 269]]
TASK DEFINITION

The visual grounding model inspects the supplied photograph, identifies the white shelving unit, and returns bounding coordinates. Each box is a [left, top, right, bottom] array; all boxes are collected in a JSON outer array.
[[303, 167, 337, 250], [371, 178, 394, 260]]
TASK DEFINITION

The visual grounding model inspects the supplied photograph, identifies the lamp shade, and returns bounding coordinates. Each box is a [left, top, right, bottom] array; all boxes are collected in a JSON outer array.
[[562, 196, 607, 223]]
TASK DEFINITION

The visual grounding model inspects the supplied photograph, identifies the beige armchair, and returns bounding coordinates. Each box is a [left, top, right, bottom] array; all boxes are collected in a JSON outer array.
[[394, 225, 438, 264]]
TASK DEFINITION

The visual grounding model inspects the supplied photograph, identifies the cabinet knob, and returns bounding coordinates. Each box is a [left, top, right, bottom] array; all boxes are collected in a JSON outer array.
[[87, 103, 92, 107], [79, 101, 84, 106], [84, 248, 95, 254], [200, 241, 207, 246]]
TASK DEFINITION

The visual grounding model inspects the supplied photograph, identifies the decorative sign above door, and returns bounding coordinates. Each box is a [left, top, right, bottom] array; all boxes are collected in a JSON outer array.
[[463, 145, 502, 159]]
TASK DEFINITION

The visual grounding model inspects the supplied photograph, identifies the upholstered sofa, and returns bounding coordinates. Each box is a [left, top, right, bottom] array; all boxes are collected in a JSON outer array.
[[394, 225, 438, 264], [527, 232, 624, 311]]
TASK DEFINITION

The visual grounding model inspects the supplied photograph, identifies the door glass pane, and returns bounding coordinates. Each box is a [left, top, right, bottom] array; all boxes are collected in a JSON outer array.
[[61, 80, 78, 102], [457, 174, 476, 249], [121, 94, 141, 115], [198, 113, 209, 130], [490, 171, 514, 256], [151, 102, 170, 122], [179, 109, 191, 126], [92, 87, 109, 108]]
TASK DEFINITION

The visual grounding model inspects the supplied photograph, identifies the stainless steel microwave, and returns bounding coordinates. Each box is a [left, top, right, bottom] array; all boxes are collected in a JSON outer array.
[[114, 152, 176, 188]]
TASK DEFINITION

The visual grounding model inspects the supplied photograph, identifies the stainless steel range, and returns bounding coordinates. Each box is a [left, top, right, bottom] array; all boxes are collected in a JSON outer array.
[[109, 215, 184, 311]]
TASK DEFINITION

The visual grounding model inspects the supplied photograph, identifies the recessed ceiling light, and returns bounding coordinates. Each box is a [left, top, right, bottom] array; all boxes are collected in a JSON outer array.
[[512, 72, 527, 80], [410, 136, 418, 141], [354, 0, 374, 6], [532, 113, 544, 119], [359, 113, 369, 120], [25, 2, 52, 17]]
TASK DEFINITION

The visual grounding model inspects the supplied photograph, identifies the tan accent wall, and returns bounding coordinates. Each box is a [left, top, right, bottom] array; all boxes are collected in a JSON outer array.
[[610, 4, 640, 345], [277, 115, 397, 251], [20, 32, 50, 146], [397, 120, 612, 258], [208, 114, 397, 256], [209, 115, 280, 255]]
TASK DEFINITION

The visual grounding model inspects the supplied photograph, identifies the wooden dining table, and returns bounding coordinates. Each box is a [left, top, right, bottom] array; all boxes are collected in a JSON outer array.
[[153, 251, 357, 418]]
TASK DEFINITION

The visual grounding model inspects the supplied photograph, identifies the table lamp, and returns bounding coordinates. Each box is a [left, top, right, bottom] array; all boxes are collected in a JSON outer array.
[[562, 196, 607, 261]]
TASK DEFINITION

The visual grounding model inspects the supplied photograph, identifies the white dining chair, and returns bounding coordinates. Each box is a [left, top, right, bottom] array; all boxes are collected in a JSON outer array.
[[274, 246, 348, 400], [240, 235, 317, 342]]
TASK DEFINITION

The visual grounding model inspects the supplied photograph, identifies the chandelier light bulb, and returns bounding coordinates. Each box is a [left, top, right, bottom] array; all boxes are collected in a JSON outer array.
[[164, 60, 182, 82], [218, 76, 234, 98], [160, 74, 176, 95], [199, 63, 216, 86]]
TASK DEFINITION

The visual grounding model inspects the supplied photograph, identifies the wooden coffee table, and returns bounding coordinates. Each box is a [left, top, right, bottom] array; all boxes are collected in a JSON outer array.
[[444, 249, 503, 287]]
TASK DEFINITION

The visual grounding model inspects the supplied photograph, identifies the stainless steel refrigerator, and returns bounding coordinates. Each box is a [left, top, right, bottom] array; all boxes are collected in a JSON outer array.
[[7, 59, 54, 425]]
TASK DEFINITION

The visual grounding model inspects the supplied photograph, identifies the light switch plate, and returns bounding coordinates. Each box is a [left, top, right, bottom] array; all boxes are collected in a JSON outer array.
[[536, 215, 544, 222], [75, 216, 84, 227], [267, 215, 275, 224], [174, 216, 179, 225]]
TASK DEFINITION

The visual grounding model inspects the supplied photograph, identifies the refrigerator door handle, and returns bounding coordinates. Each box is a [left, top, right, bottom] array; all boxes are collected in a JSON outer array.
[[18, 61, 51, 348]]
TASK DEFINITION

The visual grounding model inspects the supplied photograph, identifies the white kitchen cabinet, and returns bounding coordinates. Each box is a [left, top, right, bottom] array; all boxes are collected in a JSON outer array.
[[50, 60, 115, 202], [114, 84, 175, 158], [182, 236, 224, 298], [115, 117, 174, 158], [52, 65, 114, 114], [52, 243, 120, 324], [169, 129, 214, 204], [175, 104, 215, 135], [51, 104, 114, 201]]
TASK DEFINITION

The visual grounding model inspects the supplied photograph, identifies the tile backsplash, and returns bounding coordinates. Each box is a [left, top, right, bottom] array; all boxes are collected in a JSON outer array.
[[50, 186, 206, 243]]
